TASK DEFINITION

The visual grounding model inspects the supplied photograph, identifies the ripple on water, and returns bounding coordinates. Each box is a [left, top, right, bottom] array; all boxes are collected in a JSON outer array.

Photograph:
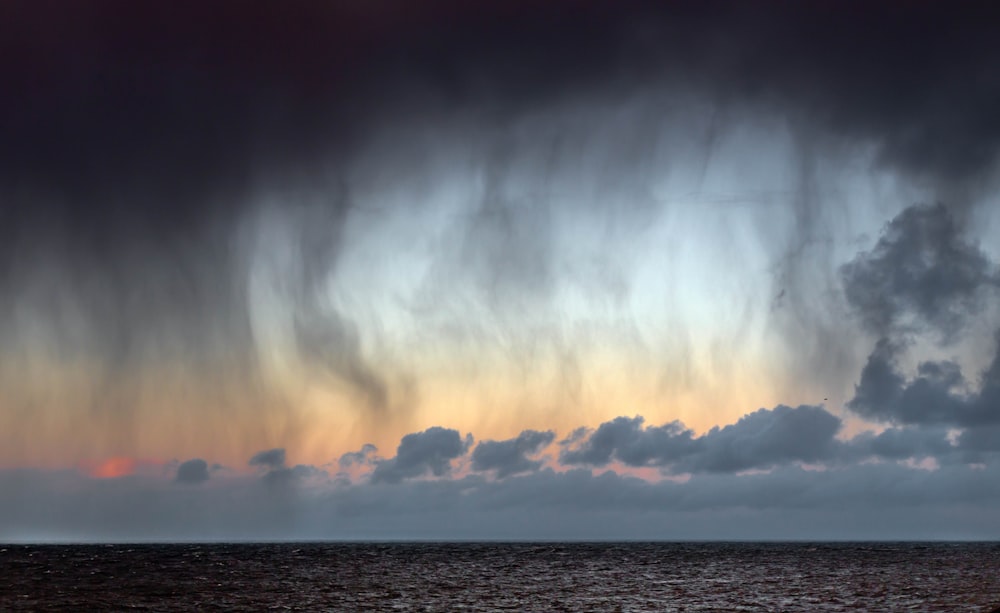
[[2, 542, 1000, 611]]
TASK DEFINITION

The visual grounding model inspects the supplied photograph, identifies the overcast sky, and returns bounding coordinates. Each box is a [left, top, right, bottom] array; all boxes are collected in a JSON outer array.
[[3, 0, 1000, 541]]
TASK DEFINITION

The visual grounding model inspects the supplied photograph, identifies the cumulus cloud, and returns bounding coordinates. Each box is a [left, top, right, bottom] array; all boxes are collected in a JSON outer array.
[[560, 417, 700, 468], [839, 202, 1000, 451], [684, 405, 842, 473], [4, 387, 1000, 541], [840, 203, 998, 341], [471, 430, 555, 478], [175, 458, 209, 484], [371, 427, 473, 484], [249, 448, 286, 470], [246, 447, 325, 485], [560, 405, 841, 474], [848, 333, 1000, 427], [339, 444, 378, 470]]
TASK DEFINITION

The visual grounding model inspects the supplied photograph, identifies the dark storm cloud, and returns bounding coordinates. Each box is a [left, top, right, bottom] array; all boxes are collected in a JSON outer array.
[[5, 0, 999, 255], [841, 202, 1000, 429], [6, 1, 1000, 542], [3, 0, 999, 236], [4, 2, 1000, 403], [1, 1, 374, 210], [369, 0, 1000, 193], [560, 405, 841, 473], [0, 1, 396, 427], [841, 204, 999, 341], [471, 430, 555, 478], [249, 448, 286, 470], [370, 427, 473, 484], [175, 458, 210, 484], [848, 332, 1000, 427]]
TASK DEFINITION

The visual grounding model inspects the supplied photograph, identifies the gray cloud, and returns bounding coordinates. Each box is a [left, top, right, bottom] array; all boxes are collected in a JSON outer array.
[[262, 464, 327, 487], [5, 461, 1000, 542], [5, 391, 1000, 542], [471, 430, 555, 478], [249, 448, 286, 470], [560, 417, 700, 468], [958, 425, 1000, 454], [6, 2, 1000, 202], [339, 444, 379, 470], [175, 459, 209, 484], [371, 427, 473, 484], [841, 203, 1000, 432], [560, 405, 841, 474], [684, 405, 842, 473], [311, 462, 1000, 540], [841, 203, 998, 341], [845, 427, 956, 464], [0, 469, 302, 542], [848, 332, 1000, 427], [246, 448, 324, 486]]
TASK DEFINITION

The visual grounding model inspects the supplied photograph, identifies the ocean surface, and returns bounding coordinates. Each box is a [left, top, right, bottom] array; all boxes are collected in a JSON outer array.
[[2, 542, 999, 611]]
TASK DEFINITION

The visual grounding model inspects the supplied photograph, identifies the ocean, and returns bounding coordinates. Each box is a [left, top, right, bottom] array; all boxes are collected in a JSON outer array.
[[2, 542, 999, 611]]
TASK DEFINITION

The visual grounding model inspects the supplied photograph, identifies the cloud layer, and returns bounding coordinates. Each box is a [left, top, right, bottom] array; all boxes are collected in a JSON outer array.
[[6, 375, 999, 541]]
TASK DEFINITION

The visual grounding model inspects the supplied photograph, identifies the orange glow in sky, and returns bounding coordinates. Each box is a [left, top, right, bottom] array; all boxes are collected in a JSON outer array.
[[81, 456, 140, 479]]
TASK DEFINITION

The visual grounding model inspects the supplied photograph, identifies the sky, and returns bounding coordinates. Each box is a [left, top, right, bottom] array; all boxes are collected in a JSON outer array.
[[3, 0, 1000, 541]]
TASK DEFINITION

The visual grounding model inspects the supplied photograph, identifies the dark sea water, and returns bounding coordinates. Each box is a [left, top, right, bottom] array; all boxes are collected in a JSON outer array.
[[2, 542, 1000, 611]]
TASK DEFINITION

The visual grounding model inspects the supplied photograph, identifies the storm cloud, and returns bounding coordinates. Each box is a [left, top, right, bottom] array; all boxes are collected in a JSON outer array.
[[5, 1, 1000, 408], [560, 417, 700, 469], [471, 430, 555, 478], [841, 203, 999, 341], [371, 427, 473, 484], [4, 1, 1000, 541], [560, 405, 841, 474], [847, 332, 1000, 428]]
